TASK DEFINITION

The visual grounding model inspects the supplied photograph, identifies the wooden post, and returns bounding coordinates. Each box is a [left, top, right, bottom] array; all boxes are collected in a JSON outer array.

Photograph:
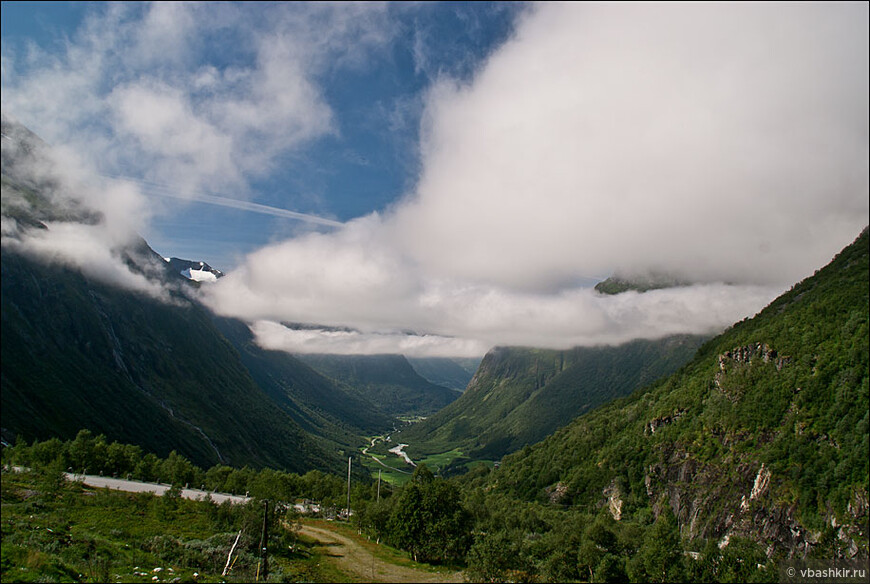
[[222, 530, 242, 576], [346, 456, 352, 519]]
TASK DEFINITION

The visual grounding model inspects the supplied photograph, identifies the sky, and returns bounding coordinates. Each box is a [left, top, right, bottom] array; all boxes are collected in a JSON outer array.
[[2, 1, 868, 357]]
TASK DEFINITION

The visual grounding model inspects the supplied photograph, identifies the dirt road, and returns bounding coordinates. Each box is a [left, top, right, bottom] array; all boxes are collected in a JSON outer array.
[[62, 473, 251, 505], [298, 522, 464, 583]]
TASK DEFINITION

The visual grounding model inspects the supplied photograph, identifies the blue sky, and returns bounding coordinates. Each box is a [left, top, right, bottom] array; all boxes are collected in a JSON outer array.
[[2, 1, 523, 269], [2, 2, 867, 356]]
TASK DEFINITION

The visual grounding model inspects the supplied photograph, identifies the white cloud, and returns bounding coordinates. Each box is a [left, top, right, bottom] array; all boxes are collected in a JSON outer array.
[[206, 2, 868, 356], [206, 215, 424, 331], [251, 321, 488, 358], [1, 221, 170, 301], [3, 3, 867, 357], [1, 1, 394, 203], [395, 2, 868, 291]]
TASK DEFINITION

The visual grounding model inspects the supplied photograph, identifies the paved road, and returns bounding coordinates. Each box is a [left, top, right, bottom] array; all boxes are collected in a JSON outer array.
[[298, 521, 463, 583], [64, 473, 251, 505]]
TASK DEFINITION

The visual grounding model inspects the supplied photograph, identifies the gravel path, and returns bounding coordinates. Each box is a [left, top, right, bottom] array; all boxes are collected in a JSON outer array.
[[298, 522, 464, 583]]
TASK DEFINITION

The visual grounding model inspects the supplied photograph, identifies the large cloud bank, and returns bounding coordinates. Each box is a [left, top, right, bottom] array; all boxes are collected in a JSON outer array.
[[205, 3, 868, 355], [3, 3, 867, 356]]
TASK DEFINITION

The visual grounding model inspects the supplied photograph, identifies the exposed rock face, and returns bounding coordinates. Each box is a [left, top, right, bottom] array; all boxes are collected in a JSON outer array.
[[717, 343, 791, 374], [740, 464, 771, 511], [603, 479, 624, 521], [546, 481, 569, 505], [645, 408, 687, 435], [643, 448, 867, 559]]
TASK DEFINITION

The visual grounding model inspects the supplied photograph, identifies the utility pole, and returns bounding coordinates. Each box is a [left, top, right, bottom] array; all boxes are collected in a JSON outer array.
[[377, 469, 381, 502], [346, 456, 352, 519], [256, 500, 269, 582]]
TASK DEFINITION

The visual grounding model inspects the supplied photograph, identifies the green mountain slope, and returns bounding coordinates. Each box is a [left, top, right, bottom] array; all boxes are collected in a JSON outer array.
[[212, 317, 394, 440], [394, 335, 706, 463], [0, 114, 361, 475], [486, 227, 869, 556], [0, 247, 333, 473], [297, 353, 461, 417], [406, 357, 479, 391]]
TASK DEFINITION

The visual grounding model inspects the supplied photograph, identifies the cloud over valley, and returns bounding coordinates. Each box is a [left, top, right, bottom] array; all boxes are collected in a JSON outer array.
[[3, 2, 868, 356]]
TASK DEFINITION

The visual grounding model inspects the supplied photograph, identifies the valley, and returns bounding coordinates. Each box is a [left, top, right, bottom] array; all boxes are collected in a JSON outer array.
[[6, 221, 866, 582], [2, 26, 869, 582]]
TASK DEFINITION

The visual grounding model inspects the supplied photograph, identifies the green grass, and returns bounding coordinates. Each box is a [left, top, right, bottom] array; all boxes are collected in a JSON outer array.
[[359, 453, 413, 486], [418, 449, 466, 473], [1, 469, 320, 583]]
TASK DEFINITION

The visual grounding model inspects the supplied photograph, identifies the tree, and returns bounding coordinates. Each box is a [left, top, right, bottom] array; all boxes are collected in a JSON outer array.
[[629, 505, 685, 583], [577, 514, 620, 581], [387, 464, 472, 564], [592, 553, 628, 583], [160, 451, 196, 486], [466, 530, 526, 583], [690, 536, 774, 583], [68, 429, 97, 473]]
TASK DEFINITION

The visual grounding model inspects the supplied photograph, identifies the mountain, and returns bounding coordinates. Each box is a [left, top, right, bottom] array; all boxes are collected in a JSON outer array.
[[0, 243, 336, 473], [483, 227, 869, 557], [406, 357, 479, 391], [0, 114, 370, 475], [594, 271, 691, 295], [296, 353, 461, 417], [393, 335, 707, 466], [212, 317, 394, 440]]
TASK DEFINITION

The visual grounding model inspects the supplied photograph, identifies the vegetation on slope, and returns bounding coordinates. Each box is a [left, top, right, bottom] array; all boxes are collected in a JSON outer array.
[[391, 335, 706, 468], [594, 272, 692, 295], [298, 354, 461, 417], [477, 227, 869, 561], [2, 435, 470, 582], [0, 248, 341, 474], [406, 357, 479, 391], [213, 317, 394, 442], [0, 465, 347, 583]]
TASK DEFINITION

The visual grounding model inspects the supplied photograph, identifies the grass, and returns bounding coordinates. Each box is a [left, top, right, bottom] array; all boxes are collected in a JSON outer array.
[[1, 467, 463, 583], [360, 434, 416, 486], [1, 469, 324, 582], [417, 449, 465, 473], [361, 434, 487, 484], [359, 452, 413, 486]]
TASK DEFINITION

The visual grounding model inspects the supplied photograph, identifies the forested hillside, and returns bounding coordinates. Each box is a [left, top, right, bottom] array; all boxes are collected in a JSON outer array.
[[212, 317, 394, 442], [297, 353, 460, 417], [393, 335, 706, 465], [0, 246, 335, 473], [472, 227, 868, 566], [0, 115, 376, 475]]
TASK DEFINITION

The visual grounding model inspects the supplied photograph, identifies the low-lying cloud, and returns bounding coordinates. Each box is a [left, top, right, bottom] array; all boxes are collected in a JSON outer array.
[[2, 220, 171, 301], [206, 3, 868, 355], [251, 321, 489, 358]]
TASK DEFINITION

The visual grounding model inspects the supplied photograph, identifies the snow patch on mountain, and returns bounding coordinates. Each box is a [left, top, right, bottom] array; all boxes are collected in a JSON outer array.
[[182, 267, 219, 282], [166, 257, 224, 283]]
